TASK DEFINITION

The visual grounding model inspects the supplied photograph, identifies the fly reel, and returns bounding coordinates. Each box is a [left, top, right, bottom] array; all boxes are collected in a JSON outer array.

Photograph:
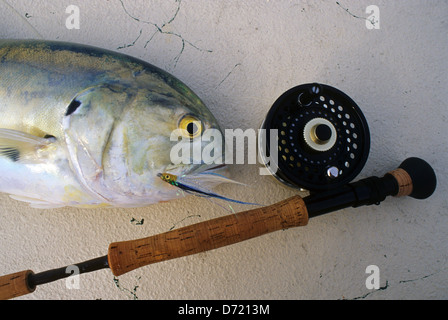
[[260, 83, 370, 192]]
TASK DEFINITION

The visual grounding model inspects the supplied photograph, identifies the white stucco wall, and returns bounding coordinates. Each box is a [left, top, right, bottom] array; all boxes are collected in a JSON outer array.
[[0, 0, 446, 300]]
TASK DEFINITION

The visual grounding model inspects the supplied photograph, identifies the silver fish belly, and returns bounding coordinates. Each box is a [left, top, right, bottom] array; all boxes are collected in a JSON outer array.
[[0, 40, 222, 208]]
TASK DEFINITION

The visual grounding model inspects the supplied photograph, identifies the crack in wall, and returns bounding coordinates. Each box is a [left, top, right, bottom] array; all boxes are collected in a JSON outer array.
[[113, 276, 141, 300], [216, 63, 241, 89], [336, 1, 377, 28], [0, 0, 43, 38], [169, 214, 201, 231], [117, 28, 143, 50], [347, 267, 447, 300], [117, 0, 212, 67], [130, 217, 145, 226], [351, 281, 389, 300], [398, 269, 445, 284]]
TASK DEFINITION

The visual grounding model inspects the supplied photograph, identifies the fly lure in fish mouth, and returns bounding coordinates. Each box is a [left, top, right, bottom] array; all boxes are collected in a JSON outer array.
[[158, 172, 260, 206]]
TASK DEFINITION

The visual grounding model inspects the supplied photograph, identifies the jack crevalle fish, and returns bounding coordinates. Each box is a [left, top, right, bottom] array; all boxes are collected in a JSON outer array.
[[0, 40, 226, 209]]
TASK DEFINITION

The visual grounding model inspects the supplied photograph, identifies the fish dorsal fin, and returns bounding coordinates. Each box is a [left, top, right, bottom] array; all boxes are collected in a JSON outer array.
[[0, 128, 55, 163]]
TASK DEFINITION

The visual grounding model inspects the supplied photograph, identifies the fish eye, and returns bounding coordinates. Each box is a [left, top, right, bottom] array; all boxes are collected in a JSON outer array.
[[179, 115, 203, 139]]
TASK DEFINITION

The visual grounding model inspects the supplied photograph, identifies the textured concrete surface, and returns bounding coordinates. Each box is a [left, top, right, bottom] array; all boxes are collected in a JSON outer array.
[[0, 0, 446, 300]]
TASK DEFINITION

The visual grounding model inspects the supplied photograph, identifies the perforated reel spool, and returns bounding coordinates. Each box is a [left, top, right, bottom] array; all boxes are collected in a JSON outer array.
[[260, 83, 370, 192]]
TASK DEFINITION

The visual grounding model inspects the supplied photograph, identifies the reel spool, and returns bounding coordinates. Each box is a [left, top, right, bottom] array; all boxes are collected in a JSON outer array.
[[260, 83, 370, 192]]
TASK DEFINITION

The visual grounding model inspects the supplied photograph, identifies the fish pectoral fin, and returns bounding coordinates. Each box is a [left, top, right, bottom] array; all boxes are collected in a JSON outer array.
[[0, 128, 56, 163]]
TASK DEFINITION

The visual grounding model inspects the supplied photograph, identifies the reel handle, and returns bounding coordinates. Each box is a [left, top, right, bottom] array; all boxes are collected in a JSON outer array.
[[395, 157, 437, 199], [108, 157, 436, 277]]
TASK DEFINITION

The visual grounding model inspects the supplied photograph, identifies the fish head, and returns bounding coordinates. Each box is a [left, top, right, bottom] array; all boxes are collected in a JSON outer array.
[[63, 80, 224, 207]]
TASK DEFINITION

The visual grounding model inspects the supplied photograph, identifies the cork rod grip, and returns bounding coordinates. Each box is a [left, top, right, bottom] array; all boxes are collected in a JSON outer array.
[[108, 195, 308, 276], [0, 270, 35, 300]]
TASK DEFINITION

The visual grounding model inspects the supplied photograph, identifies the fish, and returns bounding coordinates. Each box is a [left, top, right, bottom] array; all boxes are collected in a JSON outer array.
[[0, 39, 227, 209]]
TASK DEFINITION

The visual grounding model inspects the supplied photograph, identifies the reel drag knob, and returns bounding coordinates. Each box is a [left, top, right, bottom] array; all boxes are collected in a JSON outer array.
[[303, 118, 337, 152], [260, 83, 370, 192], [314, 124, 332, 141]]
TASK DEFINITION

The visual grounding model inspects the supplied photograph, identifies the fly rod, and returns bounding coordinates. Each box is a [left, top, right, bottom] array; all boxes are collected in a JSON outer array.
[[0, 157, 437, 299]]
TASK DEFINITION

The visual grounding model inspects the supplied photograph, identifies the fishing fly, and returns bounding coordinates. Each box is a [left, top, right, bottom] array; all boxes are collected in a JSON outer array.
[[158, 172, 260, 210]]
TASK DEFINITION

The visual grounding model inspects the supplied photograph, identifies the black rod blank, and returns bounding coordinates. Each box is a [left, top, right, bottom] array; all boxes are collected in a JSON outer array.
[[27, 255, 109, 288]]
